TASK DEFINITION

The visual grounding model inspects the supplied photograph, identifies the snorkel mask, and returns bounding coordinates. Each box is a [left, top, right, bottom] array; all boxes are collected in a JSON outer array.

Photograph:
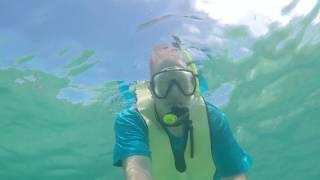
[[150, 67, 197, 99]]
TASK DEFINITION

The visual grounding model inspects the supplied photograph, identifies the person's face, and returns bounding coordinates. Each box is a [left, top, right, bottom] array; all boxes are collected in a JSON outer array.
[[150, 66, 196, 107]]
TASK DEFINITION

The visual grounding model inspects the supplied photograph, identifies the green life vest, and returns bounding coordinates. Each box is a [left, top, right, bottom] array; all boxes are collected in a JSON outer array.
[[134, 80, 216, 180]]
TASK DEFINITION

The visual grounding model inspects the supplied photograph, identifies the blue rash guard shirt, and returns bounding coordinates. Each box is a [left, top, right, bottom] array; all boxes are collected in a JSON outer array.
[[113, 100, 252, 180]]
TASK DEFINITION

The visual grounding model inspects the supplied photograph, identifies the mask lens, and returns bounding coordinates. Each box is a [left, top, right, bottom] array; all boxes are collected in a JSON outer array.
[[152, 74, 169, 98], [174, 71, 195, 95], [152, 69, 196, 98]]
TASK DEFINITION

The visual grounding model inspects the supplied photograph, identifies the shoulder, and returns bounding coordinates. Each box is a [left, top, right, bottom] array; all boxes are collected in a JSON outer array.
[[114, 105, 147, 130], [204, 100, 229, 128], [205, 101, 224, 116], [203, 99, 235, 145]]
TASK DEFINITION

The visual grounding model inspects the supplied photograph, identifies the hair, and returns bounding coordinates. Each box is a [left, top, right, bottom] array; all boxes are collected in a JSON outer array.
[[149, 45, 188, 77]]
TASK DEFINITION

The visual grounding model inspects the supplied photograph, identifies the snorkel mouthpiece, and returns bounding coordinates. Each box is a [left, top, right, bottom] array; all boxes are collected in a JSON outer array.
[[162, 106, 189, 127], [163, 114, 177, 125]]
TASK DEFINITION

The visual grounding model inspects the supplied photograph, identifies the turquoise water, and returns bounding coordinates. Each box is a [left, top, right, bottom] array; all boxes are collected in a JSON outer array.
[[1, 1, 320, 179]]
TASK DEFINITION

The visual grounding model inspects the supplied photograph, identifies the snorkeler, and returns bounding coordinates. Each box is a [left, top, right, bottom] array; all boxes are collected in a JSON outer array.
[[113, 45, 252, 180]]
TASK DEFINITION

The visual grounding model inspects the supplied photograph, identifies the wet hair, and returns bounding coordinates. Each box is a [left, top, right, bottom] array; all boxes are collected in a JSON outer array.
[[149, 45, 188, 77]]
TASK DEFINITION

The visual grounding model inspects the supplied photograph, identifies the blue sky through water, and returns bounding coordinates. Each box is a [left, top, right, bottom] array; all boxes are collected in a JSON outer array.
[[0, 0, 317, 86], [0, 0, 194, 85]]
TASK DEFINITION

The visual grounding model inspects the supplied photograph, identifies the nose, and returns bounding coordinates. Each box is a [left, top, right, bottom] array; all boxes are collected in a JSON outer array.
[[168, 83, 180, 96]]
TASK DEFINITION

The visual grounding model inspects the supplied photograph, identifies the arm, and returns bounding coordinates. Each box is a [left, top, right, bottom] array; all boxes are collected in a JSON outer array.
[[123, 155, 152, 180], [222, 174, 247, 180]]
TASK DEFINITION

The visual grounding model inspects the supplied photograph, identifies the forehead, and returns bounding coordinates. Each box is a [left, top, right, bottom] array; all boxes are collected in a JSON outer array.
[[155, 59, 188, 73], [154, 67, 192, 81], [160, 66, 185, 72]]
